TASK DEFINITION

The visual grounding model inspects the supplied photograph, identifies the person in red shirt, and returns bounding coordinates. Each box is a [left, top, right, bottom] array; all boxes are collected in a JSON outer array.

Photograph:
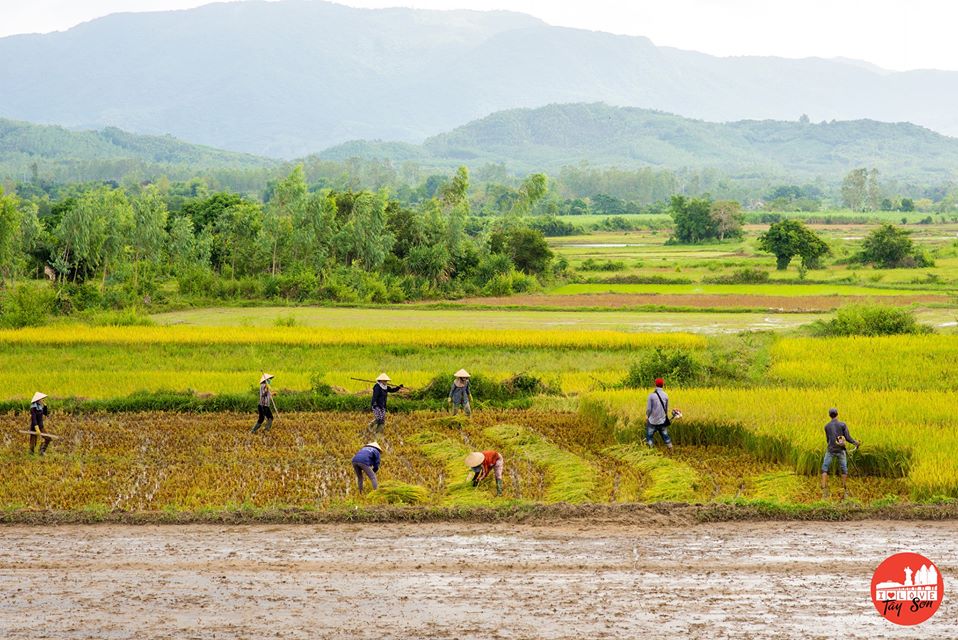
[[465, 450, 503, 496]]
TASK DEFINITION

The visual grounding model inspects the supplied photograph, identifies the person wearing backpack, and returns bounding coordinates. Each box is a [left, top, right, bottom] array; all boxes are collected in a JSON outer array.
[[646, 378, 679, 450]]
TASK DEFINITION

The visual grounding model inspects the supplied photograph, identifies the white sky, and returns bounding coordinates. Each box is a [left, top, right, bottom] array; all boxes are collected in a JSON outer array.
[[1, 0, 955, 72]]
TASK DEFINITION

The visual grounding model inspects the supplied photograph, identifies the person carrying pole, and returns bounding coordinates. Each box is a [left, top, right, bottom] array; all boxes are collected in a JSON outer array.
[[368, 373, 403, 435], [251, 373, 276, 433], [821, 407, 861, 499], [646, 377, 680, 450], [28, 392, 53, 456], [465, 450, 504, 496], [351, 441, 382, 493], [448, 369, 472, 416]]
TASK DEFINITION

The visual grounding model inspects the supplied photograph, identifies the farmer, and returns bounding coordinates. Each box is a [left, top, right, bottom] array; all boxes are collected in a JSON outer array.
[[352, 441, 382, 493], [465, 450, 504, 496], [368, 373, 403, 435], [821, 408, 861, 499], [28, 392, 53, 456], [448, 369, 472, 416], [646, 378, 679, 450], [251, 373, 275, 433]]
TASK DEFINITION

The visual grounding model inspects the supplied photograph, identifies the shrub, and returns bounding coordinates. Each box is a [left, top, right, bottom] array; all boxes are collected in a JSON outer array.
[[623, 348, 705, 387], [814, 305, 933, 337], [703, 268, 771, 285], [0, 283, 56, 328], [579, 258, 626, 272]]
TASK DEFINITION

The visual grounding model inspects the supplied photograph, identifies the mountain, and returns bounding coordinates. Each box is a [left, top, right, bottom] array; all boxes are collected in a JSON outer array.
[[321, 103, 958, 181], [0, 117, 274, 181], [1, 1, 957, 159]]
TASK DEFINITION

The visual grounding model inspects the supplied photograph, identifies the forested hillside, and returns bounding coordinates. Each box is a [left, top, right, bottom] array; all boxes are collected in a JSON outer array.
[[322, 103, 958, 181], [0, 118, 275, 182]]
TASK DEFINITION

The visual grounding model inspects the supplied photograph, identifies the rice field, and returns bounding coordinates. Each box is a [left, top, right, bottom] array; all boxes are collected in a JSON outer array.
[[581, 387, 958, 500]]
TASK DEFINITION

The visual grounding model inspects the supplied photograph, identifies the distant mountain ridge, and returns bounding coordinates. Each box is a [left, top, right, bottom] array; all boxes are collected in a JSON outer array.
[[1, 0, 957, 157], [319, 103, 958, 181]]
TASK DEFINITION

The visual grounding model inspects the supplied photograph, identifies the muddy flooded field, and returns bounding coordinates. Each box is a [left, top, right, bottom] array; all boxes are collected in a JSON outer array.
[[1, 520, 955, 639]]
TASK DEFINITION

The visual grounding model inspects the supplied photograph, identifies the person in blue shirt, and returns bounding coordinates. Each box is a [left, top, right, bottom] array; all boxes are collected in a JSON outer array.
[[351, 442, 382, 493], [448, 369, 472, 416], [821, 408, 861, 499]]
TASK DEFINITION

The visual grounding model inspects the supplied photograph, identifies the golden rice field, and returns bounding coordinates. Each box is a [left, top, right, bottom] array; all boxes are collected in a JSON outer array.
[[0, 325, 707, 351], [0, 322, 954, 513], [769, 335, 958, 390], [0, 410, 907, 513], [582, 387, 958, 500]]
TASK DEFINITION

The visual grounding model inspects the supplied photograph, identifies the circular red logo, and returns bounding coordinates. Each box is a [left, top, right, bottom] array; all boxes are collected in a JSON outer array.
[[871, 552, 944, 625]]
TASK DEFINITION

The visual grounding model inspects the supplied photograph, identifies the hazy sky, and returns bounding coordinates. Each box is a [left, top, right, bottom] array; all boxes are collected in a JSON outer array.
[[1, 0, 955, 72]]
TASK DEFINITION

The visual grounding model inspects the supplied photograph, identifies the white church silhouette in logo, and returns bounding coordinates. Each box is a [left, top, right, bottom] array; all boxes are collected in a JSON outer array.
[[875, 564, 939, 602]]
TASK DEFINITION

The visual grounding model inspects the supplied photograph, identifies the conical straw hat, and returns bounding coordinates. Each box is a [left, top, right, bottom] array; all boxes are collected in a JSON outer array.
[[464, 452, 484, 467], [366, 442, 382, 451], [260, 373, 274, 383], [31, 392, 47, 403], [454, 369, 470, 378], [376, 373, 391, 382]]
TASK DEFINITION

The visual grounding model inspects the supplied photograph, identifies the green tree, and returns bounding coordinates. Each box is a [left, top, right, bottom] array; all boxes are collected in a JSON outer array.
[[0, 187, 21, 281], [130, 185, 169, 288], [858, 223, 931, 268], [505, 228, 552, 275], [669, 195, 717, 243], [54, 186, 132, 283], [757, 219, 831, 270], [215, 200, 264, 277], [511, 173, 548, 216], [841, 168, 868, 211], [291, 189, 338, 271], [264, 165, 308, 274], [710, 200, 744, 241]]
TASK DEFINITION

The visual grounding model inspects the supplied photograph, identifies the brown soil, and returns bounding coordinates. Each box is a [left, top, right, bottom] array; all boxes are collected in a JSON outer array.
[[1, 520, 954, 639], [458, 293, 945, 311]]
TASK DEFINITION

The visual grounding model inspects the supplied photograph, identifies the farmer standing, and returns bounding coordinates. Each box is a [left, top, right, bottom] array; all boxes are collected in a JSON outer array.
[[821, 408, 861, 499], [448, 369, 472, 416], [465, 450, 504, 496], [368, 373, 403, 435], [352, 441, 382, 493], [646, 378, 676, 450], [251, 373, 275, 433], [28, 392, 53, 456]]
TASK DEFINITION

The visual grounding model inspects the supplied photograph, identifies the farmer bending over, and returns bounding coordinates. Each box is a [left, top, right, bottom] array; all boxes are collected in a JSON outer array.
[[821, 408, 860, 499], [28, 392, 53, 456], [448, 369, 472, 416], [352, 441, 382, 493], [465, 450, 503, 496], [251, 373, 275, 433], [646, 378, 680, 450], [368, 373, 403, 435]]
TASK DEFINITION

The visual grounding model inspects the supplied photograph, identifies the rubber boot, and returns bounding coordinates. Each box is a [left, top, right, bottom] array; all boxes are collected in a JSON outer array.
[[262, 419, 273, 433], [39, 439, 50, 456], [496, 478, 503, 497], [251, 422, 261, 434]]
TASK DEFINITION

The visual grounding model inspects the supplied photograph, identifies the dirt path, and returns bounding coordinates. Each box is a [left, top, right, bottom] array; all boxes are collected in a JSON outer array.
[[1, 521, 955, 639]]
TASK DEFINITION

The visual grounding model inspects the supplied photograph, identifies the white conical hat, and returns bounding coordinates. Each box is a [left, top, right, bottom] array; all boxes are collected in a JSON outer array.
[[376, 373, 391, 382], [454, 369, 470, 378], [260, 373, 274, 383], [464, 452, 484, 467], [31, 392, 47, 403], [366, 442, 382, 451]]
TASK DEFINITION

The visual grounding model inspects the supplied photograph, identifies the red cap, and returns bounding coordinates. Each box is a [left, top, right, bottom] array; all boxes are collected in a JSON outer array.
[[654, 378, 664, 387]]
